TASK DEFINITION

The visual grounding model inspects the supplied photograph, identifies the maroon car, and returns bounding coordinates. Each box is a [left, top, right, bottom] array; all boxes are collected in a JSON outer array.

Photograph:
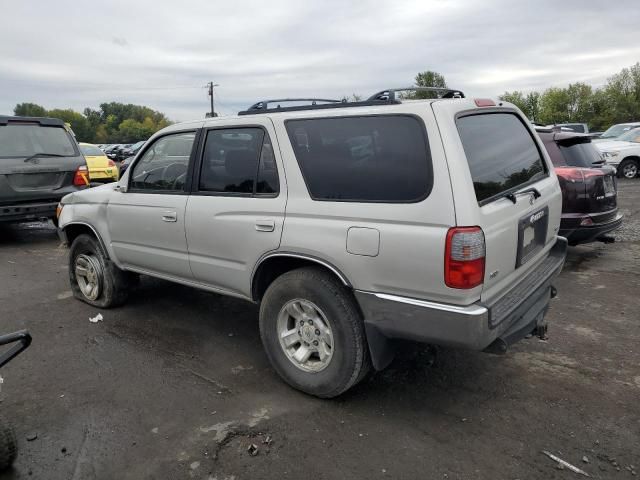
[[537, 129, 623, 245]]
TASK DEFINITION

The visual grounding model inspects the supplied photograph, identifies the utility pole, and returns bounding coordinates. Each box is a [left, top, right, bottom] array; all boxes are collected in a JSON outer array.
[[207, 82, 219, 117]]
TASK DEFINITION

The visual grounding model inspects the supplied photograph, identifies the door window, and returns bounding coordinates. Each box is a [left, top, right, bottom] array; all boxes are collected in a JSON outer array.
[[199, 128, 279, 195], [130, 132, 195, 191]]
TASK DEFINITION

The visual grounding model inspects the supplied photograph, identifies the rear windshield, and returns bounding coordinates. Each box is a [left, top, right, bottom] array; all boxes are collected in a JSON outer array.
[[457, 113, 547, 204], [80, 144, 105, 156], [558, 141, 602, 168], [286, 115, 431, 202], [0, 123, 77, 158]]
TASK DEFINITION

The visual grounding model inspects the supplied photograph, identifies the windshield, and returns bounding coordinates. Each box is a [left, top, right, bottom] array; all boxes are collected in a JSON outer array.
[[601, 124, 638, 139], [80, 144, 106, 156], [616, 128, 640, 143], [0, 123, 78, 158]]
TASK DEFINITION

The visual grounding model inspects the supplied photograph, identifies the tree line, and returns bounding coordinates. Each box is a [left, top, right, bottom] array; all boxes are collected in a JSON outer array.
[[13, 102, 171, 143]]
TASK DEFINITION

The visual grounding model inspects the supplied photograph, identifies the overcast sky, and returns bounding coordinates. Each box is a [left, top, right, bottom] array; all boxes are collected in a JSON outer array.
[[1, 0, 639, 122]]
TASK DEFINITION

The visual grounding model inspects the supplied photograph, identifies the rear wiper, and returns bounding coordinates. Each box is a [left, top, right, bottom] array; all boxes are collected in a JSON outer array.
[[503, 187, 542, 204], [24, 152, 66, 163]]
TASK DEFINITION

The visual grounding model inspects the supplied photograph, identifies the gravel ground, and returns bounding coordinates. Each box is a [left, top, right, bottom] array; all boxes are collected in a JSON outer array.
[[0, 179, 638, 480]]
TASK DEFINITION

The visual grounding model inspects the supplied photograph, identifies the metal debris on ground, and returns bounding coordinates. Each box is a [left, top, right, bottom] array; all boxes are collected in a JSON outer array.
[[263, 435, 272, 445], [89, 313, 103, 323], [26, 432, 38, 441], [247, 443, 259, 456], [542, 450, 590, 477]]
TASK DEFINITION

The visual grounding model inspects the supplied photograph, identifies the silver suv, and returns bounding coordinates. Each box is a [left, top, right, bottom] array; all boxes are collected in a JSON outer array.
[[57, 88, 567, 397]]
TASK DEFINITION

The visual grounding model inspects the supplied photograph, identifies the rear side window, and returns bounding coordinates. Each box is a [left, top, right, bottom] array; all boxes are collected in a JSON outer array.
[[199, 128, 279, 195], [558, 141, 602, 168], [0, 124, 77, 158], [286, 115, 431, 202], [457, 113, 547, 204]]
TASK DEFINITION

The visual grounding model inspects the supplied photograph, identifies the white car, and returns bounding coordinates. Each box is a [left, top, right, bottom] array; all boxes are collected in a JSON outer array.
[[594, 122, 640, 142], [595, 127, 640, 178]]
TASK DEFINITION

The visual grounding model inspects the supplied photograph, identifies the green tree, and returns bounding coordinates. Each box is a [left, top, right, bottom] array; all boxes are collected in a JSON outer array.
[[408, 70, 448, 99], [525, 92, 541, 122], [47, 109, 93, 142], [14, 102, 47, 117], [499, 91, 528, 114]]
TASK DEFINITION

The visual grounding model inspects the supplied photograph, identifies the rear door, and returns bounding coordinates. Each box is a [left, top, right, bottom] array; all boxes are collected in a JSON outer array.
[[0, 119, 84, 205], [432, 102, 562, 303], [184, 118, 286, 298]]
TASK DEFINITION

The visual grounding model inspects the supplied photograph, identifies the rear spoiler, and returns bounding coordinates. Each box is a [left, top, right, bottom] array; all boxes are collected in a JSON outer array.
[[0, 116, 65, 126]]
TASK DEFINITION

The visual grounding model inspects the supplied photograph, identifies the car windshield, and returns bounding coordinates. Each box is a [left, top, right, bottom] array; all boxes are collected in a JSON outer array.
[[0, 123, 77, 158], [80, 144, 105, 156], [600, 124, 638, 138], [616, 128, 640, 143]]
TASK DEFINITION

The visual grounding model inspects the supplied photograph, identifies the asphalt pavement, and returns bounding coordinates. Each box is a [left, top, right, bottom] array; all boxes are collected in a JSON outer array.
[[0, 180, 639, 480]]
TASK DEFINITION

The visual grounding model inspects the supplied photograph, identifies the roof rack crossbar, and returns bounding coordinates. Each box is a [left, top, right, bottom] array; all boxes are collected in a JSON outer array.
[[367, 87, 465, 101], [245, 98, 344, 112]]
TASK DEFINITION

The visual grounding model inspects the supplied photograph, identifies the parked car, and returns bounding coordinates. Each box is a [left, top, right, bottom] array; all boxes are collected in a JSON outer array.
[[594, 127, 640, 178], [58, 89, 567, 397], [546, 123, 589, 134], [79, 143, 119, 183], [103, 144, 120, 159], [120, 140, 146, 159], [0, 115, 88, 224], [594, 122, 640, 142], [118, 154, 135, 176], [536, 128, 623, 244]]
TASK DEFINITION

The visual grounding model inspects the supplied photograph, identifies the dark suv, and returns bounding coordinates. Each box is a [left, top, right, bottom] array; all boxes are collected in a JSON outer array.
[[0, 116, 88, 223], [537, 128, 623, 245]]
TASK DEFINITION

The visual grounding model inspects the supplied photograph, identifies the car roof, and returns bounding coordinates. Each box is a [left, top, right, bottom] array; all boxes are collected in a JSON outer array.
[[0, 115, 65, 126]]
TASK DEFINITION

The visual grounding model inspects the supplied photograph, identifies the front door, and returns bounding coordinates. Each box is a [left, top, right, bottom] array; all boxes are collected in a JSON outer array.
[[107, 130, 199, 280], [185, 119, 286, 297]]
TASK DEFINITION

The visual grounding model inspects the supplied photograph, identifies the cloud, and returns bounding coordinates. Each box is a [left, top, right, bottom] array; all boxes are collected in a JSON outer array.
[[0, 0, 638, 122]]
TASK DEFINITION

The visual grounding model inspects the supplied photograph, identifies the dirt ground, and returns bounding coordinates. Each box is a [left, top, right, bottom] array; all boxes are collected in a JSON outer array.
[[0, 180, 638, 480]]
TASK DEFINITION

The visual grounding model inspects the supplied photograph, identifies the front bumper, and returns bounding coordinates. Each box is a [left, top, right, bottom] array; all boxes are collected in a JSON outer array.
[[356, 237, 567, 367], [559, 213, 623, 245], [0, 201, 58, 222]]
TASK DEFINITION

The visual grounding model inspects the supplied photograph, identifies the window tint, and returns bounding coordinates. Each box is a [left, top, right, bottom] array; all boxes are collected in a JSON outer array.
[[286, 116, 431, 202], [130, 132, 195, 191], [457, 113, 546, 204], [558, 141, 602, 168], [199, 128, 278, 195], [0, 124, 77, 158]]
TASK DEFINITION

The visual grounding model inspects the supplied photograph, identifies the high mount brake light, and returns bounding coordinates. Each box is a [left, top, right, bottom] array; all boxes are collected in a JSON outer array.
[[474, 98, 496, 107], [444, 227, 485, 289]]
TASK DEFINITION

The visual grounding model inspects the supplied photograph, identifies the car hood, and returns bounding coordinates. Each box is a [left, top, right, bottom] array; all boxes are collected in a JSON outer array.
[[62, 181, 118, 205], [594, 140, 639, 151]]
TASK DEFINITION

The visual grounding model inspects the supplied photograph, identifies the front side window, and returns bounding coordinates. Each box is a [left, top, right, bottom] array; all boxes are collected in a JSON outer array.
[[457, 113, 547, 204], [285, 115, 431, 202], [199, 128, 279, 195], [130, 132, 195, 191]]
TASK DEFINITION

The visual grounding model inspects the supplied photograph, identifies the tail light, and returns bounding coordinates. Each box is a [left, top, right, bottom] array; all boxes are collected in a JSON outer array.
[[73, 165, 90, 186], [555, 167, 605, 182], [445, 227, 485, 289], [108, 159, 116, 167]]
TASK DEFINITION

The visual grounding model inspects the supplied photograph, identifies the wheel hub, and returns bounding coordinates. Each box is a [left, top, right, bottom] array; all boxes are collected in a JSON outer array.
[[74, 253, 103, 301], [277, 299, 334, 372]]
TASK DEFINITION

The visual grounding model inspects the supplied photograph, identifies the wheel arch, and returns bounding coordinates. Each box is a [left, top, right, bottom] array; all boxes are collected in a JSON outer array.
[[63, 222, 109, 257], [251, 253, 351, 302]]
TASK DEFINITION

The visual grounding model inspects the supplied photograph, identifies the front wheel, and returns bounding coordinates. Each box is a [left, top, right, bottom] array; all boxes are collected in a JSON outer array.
[[618, 158, 639, 179], [0, 417, 17, 471], [68, 234, 131, 308], [259, 267, 371, 398]]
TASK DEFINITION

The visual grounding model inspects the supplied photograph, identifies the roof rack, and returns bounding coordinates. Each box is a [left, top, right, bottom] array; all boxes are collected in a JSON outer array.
[[239, 98, 343, 114], [367, 87, 465, 101]]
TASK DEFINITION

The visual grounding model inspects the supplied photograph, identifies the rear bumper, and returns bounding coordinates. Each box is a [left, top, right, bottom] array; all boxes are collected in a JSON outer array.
[[559, 213, 623, 244], [356, 237, 567, 366], [0, 201, 58, 222], [89, 168, 118, 182]]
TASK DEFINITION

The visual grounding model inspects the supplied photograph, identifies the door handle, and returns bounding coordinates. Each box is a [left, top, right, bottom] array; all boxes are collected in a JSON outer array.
[[162, 211, 177, 222], [255, 219, 275, 232]]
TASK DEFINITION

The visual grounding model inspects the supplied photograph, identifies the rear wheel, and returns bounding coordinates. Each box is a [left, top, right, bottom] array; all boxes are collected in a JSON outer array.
[[259, 267, 371, 398], [618, 158, 639, 179], [0, 417, 17, 471], [69, 234, 131, 308]]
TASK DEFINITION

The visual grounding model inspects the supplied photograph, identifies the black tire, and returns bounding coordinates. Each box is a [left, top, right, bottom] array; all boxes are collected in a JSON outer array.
[[0, 417, 17, 471], [259, 267, 371, 398], [68, 234, 131, 308], [617, 158, 639, 179]]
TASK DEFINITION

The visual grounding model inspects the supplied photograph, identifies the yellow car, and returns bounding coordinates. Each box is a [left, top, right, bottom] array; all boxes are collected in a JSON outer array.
[[79, 143, 119, 182]]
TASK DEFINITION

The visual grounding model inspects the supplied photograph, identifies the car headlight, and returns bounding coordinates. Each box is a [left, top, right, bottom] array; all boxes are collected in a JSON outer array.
[[602, 151, 619, 158]]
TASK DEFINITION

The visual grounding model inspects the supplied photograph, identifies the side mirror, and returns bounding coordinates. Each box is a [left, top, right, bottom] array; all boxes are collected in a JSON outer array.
[[115, 179, 128, 193]]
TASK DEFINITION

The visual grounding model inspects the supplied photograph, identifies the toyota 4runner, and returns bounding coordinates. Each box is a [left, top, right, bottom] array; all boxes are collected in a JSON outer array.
[[57, 88, 567, 397]]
